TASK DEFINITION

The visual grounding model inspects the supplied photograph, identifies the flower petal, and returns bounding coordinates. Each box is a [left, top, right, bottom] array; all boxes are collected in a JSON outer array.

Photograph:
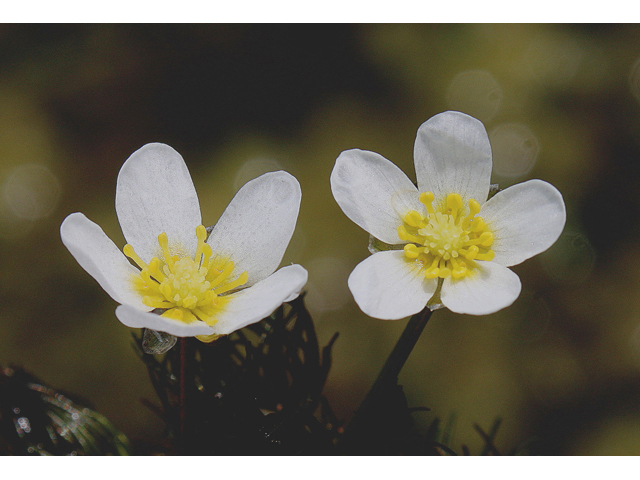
[[347, 250, 437, 320], [115, 143, 202, 262], [331, 149, 421, 244], [206, 171, 301, 286], [441, 261, 522, 315], [209, 264, 308, 335], [115, 305, 215, 337], [60, 212, 148, 310], [481, 179, 566, 267], [414, 111, 492, 204]]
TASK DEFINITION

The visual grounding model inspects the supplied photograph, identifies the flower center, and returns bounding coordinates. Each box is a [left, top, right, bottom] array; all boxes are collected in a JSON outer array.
[[398, 192, 495, 279], [123, 225, 248, 327]]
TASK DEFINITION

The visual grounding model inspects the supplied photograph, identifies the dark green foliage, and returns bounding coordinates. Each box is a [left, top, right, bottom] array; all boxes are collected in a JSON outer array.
[[135, 294, 341, 455], [0, 366, 131, 456], [0, 294, 517, 455], [134, 295, 515, 455]]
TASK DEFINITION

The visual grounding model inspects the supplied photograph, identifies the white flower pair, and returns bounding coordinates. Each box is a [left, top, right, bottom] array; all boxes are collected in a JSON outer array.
[[61, 111, 566, 340]]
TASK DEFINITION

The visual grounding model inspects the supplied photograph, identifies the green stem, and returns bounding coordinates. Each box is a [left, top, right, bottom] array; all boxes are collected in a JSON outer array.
[[344, 306, 434, 436]]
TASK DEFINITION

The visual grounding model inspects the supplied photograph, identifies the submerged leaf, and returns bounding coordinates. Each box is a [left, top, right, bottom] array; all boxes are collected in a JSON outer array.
[[0, 366, 131, 456], [142, 328, 177, 354]]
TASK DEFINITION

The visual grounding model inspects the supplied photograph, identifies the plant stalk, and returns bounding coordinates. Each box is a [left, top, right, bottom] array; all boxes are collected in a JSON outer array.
[[343, 306, 434, 438], [178, 337, 188, 453]]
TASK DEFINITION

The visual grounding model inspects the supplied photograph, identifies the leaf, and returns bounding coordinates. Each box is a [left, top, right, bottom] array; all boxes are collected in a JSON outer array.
[[0, 366, 131, 456], [134, 295, 341, 455], [142, 328, 177, 354]]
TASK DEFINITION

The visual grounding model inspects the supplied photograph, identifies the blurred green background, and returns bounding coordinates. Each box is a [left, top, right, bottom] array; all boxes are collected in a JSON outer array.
[[1, 23, 640, 455]]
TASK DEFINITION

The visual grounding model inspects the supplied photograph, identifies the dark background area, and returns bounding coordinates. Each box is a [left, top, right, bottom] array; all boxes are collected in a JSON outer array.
[[2, 24, 640, 454]]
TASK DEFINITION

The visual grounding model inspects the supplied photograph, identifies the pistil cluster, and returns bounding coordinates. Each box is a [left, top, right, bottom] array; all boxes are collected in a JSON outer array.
[[123, 225, 248, 326], [398, 192, 495, 279]]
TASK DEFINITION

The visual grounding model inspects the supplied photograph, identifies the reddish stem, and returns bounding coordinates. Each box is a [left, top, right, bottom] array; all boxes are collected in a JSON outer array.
[[178, 337, 187, 453]]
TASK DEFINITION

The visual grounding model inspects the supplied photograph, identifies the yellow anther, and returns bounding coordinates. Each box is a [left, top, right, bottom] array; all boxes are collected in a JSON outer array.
[[157, 232, 175, 270], [446, 193, 464, 216], [201, 243, 213, 266], [161, 307, 184, 321], [419, 192, 435, 213], [476, 250, 495, 261], [425, 269, 439, 279], [196, 224, 207, 242], [148, 257, 166, 282], [438, 267, 452, 278], [479, 231, 494, 247], [462, 199, 482, 229], [400, 190, 496, 281], [196, 333, 222, 343], [140, 269, 154, 285], [452, 267, 466, 279], [194, 224, 208, 262], [468, 199, 481, 216], [126, 226, 249, 338], [470, 216, 486, 232], [398, 225, 420, 243], [182, 295, 199, 309], [143, 295, 171, 309], [464, 245, 479, 260], [404, 243, 421, 259], [214, 271, 249, 295], [123, 244, 147, 269], [193, 307, 216, 324], [404, 211, 423, 228], [159, 282, 172, 301], [209, 261, 234, 288]]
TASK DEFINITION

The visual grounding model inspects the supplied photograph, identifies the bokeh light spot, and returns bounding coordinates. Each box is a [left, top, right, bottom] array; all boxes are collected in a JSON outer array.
[[490, 123, 540, 178], [2, 164, 60, 220], [446, 70, 503, 122]]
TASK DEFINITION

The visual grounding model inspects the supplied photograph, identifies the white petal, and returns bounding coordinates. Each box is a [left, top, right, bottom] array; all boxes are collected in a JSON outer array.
[[206, 171, 301, 286], [60, 213, 148, 310], [414, 111, 492, 204], [115, 305, 215, 337], [210, 264, 308, 335], [347, 250, 437, 320], [481, 179, 566, 267], [441, 261, 521, 315], [331, 149, 421, 244], [115, 143, 202, 262]]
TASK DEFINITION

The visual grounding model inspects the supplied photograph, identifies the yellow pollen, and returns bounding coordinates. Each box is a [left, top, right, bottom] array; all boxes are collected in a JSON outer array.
[[399, 192, 495, 280], [124, 225, 248, 340]]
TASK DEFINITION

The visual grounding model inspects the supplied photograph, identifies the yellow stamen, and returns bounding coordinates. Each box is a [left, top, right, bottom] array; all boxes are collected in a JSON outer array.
[[214, 271, 249, 295], [398, 225, 420, 243], [126, 225, 249, 342], [446, 193, 464, 219], [148, 257, 166, 282], [157, 232, 174, 270], [419, 192, 435, 214], [123, 244, 147, 269], [209, 261, 234, 288], [404, 243, 421, 259], [399, 191, 495, 280]]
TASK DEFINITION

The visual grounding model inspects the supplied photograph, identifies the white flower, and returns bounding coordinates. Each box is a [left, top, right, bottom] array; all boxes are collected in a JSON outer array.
[[60, 143, 307, 341], [330, 111, 566, 319]]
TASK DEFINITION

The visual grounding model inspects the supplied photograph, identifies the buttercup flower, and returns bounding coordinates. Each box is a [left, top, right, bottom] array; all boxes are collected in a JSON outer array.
[[61, 143, 307, 341], [331, 111, 565, 319]]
